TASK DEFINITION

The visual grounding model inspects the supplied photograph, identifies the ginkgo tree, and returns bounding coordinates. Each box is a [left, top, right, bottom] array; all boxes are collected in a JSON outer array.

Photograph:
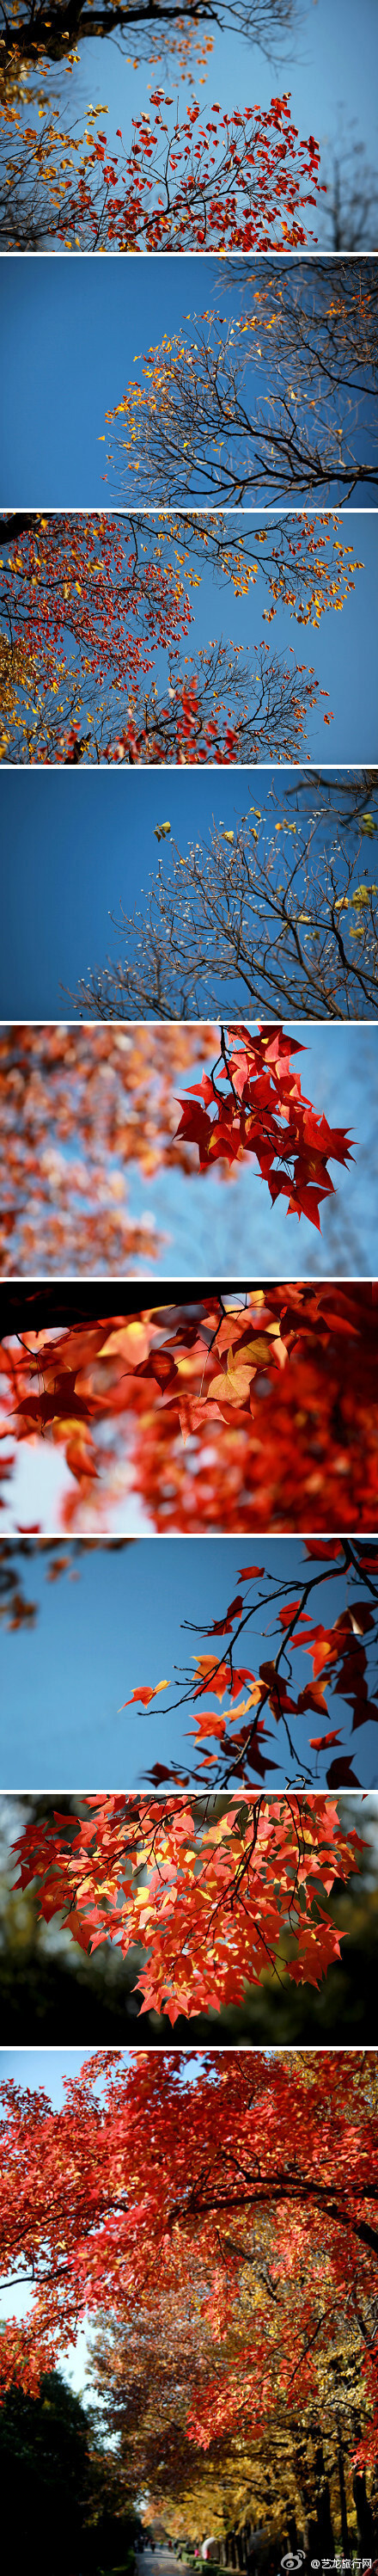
[[0, 2043, 376, 2491], [0, 509, 362, 764], [1, 1285, 377, 1532], [89, 2103, 378, 2553], [92, 2293, 378, 2564]]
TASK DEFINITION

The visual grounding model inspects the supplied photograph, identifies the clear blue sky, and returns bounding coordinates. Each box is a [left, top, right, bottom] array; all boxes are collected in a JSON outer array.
[[0, 2044, 102, 2102], [1, 1018, 378, 1276], [1, 1536, 378, 1788], [1, 769, 375, 1022], [11, 0, 378, 241]]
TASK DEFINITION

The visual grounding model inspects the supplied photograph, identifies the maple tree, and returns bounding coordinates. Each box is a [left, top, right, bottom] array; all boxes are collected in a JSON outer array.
[[0, 509, 362, 765], [106, 258, 377, 506], [119, 1535, 378, 1792], [13, 1791, 364, 2024], [0, 86, 323, 251], [91, 2200, 378, 2550], [0, 2044, 376, 2489], [92, 2290, 378, 2569], [1, 1286, 377, 1533], [174, 1022, 354, 1234], [0, 1019, 356, 1275], [74, 769, 378, 1024]]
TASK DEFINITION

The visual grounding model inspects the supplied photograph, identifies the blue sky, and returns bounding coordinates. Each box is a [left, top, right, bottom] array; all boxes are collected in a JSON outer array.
[[9, 0, 378, 245], [1, 258, 376, 506], [2, 1018, 378, 1277], [1, 1536, 377, 1788], [0, 769, 376, 1019], [0, 2044, 101, 2102]]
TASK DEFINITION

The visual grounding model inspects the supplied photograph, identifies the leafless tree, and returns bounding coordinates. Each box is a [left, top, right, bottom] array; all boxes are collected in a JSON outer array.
[[107, 261, 378, 507], [320, 126, 378, 254], [70, 771, 378, 1024]]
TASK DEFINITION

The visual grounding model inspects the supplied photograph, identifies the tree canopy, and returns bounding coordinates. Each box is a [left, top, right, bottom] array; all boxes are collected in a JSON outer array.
[[0, 0, 299, 75], [105, 261, 378, 506], [0, 86, 323, 252], [0, 2046, 376, 2488], [72, 770, 378, 1025], [0, 510, 362, 764]]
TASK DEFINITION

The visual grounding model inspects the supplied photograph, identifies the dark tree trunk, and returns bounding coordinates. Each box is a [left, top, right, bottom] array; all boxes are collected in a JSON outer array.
[[353, 2473, 375, 2553], [338, 2430, 349, 2554], [308, 2450, 334, 2558]]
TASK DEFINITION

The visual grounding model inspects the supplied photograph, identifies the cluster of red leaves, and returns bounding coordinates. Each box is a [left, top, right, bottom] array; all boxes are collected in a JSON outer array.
[[1, 1288, 377, 1531], [0, 2049, 376, 2471], [13, 1792, 363, 2023], [125, 1538, 378, 1792], [55, 654, 323, 767], [58, 680, 241, 766], [1, 513, 192, 698], [1, 91, 324, 254], [176, 1024, 353, 1232]]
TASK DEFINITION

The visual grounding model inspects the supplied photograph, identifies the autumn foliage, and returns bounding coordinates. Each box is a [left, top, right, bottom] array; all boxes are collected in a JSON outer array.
[[1, 90, 323, 253], [0, 511, 362, 764], [12, 1793, 363, 2024], [1, 1288, 377, 1532], [121, 1536, 378, 1792], [111, 262, 378, 508], [0, 2047, 376, 2490], [176, 1023, 353, 1231]]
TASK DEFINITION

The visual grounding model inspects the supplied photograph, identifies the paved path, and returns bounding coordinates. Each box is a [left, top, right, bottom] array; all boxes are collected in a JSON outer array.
[[137, 2553, 189, 2576]]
